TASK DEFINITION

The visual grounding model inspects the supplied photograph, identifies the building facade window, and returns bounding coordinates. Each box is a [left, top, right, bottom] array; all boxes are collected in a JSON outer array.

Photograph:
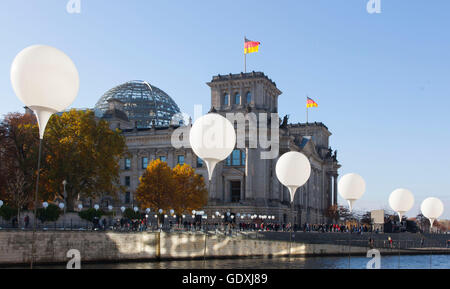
[[223, 93, 229, 106], [124, 158, 131, 170], [196, 157, 203, 168], [142, 157, 149, 169], [125, 176, 130, 187], [177, 155, 185, 165], [246, 91, 251, 104], [125, 192, 131, 204], [226, 150, 245, 166], [234, 93, 241, 105], [159, 156, 167, 162]]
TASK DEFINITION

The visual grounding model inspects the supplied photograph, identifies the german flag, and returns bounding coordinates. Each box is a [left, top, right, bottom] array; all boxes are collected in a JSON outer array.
[[244, 38, 260, 54], [307, 97, 318, 108]]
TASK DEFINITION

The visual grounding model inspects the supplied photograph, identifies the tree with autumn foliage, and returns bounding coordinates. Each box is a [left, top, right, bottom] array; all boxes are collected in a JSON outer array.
[[136, 159, 174, 212], [172, 164, 208, 215], [0, 113, 41, 217], [41, 109, 127, 211], [136, 160, 208, 215], [0, 110, 127, 212]]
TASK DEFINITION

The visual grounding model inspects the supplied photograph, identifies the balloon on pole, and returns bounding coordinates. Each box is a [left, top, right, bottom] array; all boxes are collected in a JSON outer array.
[[338, 173, 366, 212], [275, 151, 311, 203], [420, 197, 444, 229], [10, 45, 79, 139], [189, 114, 236, 180], [389, 188, 414, 222]]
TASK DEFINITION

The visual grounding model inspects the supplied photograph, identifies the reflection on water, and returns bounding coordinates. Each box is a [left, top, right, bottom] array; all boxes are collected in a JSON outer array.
[[14, 255, 450, 269]]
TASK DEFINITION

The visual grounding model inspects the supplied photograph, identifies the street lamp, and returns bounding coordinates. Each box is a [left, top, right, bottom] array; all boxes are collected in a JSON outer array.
[[338, 173, 366, 212], [389, 189, 415, 222], [189, 114, 236, 181], [276, 151, 311, 255], [421, 197, 444, 231]]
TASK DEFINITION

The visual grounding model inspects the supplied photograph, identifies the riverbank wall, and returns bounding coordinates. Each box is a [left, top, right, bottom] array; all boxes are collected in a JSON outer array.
[[0, 231, 447, 266]]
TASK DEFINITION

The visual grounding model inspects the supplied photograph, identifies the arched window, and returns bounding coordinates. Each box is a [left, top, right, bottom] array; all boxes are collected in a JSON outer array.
[[246, 91, 252, 104], [234, 93, 241, 105], [223, 93, 229, 106]]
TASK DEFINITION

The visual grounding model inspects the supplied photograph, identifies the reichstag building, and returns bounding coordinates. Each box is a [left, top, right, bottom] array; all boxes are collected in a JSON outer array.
[[93, 72, 340, 225]]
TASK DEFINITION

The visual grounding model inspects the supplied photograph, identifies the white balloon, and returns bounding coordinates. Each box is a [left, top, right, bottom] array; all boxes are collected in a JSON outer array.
[[189, 113, 236, 180], [120, 206, 126, 212], [158, 209, 163, 214], [78, 204, 83, 210], [389, 189, 415, 221], [108, 205, 113, 211], [59, 203, 65, 209], [42, 202, 49, 208], [0, 200, 3, 207], [146, 208, 151, 213], [133, 207, 139, 212], [421, 197, 444, 228], [170, 209, 175, 215], [10, 45, 79, 139], [94, 204, 100, 210], [338, 173, 366, 212], [275, 151, 311, 202]]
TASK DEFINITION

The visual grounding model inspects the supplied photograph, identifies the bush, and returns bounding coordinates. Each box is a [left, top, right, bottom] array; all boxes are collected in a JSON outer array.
[[0, 205, 16, 221], [78, 208, 106, 222], [123, 208, 142, 220], [36, 204, 61, 223]]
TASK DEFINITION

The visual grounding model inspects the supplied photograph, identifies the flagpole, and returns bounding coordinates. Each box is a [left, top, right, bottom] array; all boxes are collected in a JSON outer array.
[[306, 96, 309, 123], [244, 36, 247, 73]]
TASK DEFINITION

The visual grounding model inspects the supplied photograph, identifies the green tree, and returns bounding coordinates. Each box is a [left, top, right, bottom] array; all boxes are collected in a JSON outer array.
[[36, 204, 61, 223], [0, 205, 17, 221], [123, 208, 142, 220], [78, 208, 106, 222]]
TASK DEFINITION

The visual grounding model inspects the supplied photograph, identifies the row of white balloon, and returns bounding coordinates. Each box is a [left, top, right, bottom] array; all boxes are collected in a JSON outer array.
[[189, 113, 445, 230], [9, 45, 444, 230], [338, 174, 444, 229]]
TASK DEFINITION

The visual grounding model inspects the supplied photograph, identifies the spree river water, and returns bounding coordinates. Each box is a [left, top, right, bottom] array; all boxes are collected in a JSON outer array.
[[16, 254, 449, 269]]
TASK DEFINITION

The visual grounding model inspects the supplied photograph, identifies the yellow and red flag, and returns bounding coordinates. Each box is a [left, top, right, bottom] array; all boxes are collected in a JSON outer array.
[[244, 38, 260, 54], [307, 97, 318, 108]]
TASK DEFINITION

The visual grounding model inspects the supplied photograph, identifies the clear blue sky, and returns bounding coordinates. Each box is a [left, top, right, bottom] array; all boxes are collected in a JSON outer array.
[[0, 0, 449, 218]]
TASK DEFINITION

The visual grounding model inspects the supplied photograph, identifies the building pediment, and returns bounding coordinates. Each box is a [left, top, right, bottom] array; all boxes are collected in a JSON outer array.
[[222, 167, 245, 177]]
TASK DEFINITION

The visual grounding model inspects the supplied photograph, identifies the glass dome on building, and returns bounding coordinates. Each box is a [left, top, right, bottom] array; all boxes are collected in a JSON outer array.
[[95, 80, 181, 128]]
